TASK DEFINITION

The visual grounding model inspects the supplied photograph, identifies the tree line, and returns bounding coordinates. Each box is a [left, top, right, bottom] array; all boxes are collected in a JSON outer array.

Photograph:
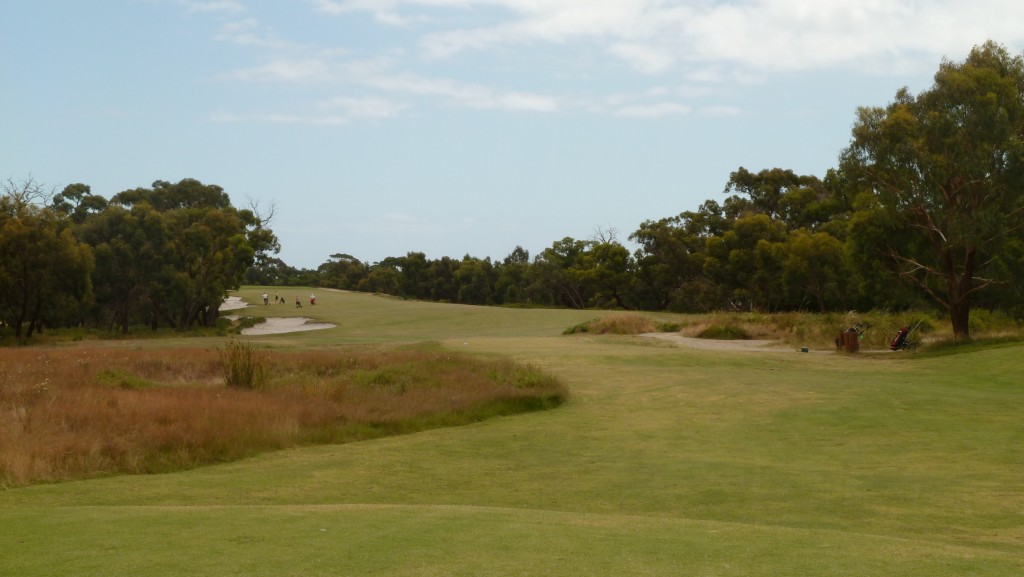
[[4, 41, 1023, 340], [249, 41, 1024, 339]]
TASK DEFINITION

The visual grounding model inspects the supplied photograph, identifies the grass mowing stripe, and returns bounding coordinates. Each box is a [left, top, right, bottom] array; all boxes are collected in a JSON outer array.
[[3, 505, 1021, 577]]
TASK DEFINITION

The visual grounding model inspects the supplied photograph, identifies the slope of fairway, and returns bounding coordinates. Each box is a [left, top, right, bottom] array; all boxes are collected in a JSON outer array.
[[2, 289, 1022, 576]]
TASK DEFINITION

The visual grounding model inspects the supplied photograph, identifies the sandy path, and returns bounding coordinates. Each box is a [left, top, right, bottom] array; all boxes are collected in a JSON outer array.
[[640, 333, 813, 353]]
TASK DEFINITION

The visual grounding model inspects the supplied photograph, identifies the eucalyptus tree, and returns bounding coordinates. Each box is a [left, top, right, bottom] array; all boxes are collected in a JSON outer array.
[[0, 179, 94, 338], [842, 40, 1024, 338]]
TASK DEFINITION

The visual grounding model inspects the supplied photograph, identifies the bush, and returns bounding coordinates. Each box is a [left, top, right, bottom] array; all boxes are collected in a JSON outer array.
[[563, 314, 657, 335], [95, 369, 155, 390], [696, 324, 751, 340], [220, 338, 269, 389], [562, 319, 598, 335], [237, 316, 267, 329]]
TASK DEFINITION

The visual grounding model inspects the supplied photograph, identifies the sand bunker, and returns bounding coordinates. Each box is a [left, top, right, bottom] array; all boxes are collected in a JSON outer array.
[[219, 296, 249, 311], [220, 296, 335, 335], [241, 317, 336, 335]]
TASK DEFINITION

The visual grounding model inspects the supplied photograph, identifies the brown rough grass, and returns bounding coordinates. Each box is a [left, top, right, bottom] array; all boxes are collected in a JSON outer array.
[[581, 313, 658, 335], [0, 345, 566, 487]]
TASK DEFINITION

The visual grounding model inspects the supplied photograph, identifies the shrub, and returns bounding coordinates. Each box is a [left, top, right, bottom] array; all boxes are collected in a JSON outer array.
[[95, 369, 155, 390], [696, 324, 750, 340], [564, 314, 657, 335], [655, 321, 681, 333], [220, 338, 269, 389], [563, 319, 598, 335], [237, 316, 267, 329]]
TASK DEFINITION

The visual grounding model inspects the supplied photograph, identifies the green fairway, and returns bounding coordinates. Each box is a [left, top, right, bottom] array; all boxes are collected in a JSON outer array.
[[2, 289, 1022, 576]]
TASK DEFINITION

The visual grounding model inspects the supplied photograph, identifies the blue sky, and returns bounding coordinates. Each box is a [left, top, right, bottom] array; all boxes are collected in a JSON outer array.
[[4, 1, 1024, 269]]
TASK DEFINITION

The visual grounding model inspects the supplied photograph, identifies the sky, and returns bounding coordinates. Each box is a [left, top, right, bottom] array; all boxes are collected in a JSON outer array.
[[4, 1, 1024, 270]]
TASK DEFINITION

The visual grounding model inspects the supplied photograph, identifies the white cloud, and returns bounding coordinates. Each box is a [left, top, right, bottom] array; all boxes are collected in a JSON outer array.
[[222, 58, 336, 83], [317, 96, 408, 118], [699, 104, 741, 117], [607, 42, 674, 74], [316, 0, 1024, 77], [210, 111, 350, 126], [210, 0, 1024, 122], [614, 102, 691, 118], [366, 73, 559, 111], [179, 0, 245, 13], [215, 18, 293, 49]]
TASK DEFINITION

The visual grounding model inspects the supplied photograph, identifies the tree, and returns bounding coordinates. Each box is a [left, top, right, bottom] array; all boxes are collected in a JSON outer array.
[[1, 179, 94, 338], [95, 178, 276, 330], [77, 202, 171, 332], [781, 230, 849, 312], [530, 237, 590, 309], [842, 41, 1024, 339], [494, 247, 530, 305], [630, 201, 723, 311], [318, 253, 368, 290], [704, 214, 788, 311], [51, 183, 109, 224], [454, 256, 496, 305]]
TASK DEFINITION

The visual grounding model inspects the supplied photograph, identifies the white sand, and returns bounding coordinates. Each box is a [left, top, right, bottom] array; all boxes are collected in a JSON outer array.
[[221, 296, 335, 334], [219, 296, 250, 311], [241, 317, 336, 335]]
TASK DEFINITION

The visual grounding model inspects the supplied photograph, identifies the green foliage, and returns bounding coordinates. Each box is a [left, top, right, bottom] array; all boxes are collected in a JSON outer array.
[[842, 40, 1024, 338], [235, 316, 266, 329], [94, 369, 155, 390], [219, 338, 269, 389], [63, 178, 279, 333], [655, 321, 681, 332], [695, 323, 751, 340], [0, 178, 95, 339], [562, 319, 598, 335]]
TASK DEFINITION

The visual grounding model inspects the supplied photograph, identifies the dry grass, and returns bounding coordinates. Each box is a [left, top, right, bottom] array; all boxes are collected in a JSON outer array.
[[0, 345, 566, 487], [673, 311, 954, 349], [564, 313, 659, 335]]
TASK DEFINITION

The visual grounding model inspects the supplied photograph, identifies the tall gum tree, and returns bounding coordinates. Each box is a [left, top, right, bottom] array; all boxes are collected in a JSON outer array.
[[842, 40, 1024, 339]]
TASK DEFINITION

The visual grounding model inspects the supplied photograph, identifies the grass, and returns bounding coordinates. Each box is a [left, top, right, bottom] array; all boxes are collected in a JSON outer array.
[[1, 287, 1022, 576], [0, 343, 566, 487]]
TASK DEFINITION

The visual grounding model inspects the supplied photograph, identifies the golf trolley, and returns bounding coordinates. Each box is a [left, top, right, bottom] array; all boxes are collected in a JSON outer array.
[[890, 320, 923, 351]]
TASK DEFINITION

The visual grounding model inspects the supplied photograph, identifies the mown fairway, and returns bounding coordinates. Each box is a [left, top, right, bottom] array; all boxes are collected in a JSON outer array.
[[2, 288, 1022, 576]]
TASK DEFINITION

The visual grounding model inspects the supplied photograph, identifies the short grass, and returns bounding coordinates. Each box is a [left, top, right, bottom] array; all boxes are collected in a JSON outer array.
[[1, 288, 1021, 576]]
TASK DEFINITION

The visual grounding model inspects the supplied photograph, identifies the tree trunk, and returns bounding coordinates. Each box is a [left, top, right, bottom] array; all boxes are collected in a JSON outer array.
[[947, 247, 975, 341], [950, 296, 971, 342]]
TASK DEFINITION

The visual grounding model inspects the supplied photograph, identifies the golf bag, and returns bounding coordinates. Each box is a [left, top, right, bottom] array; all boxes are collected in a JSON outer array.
[[890, 320, 922, 351], [890, 327, 910, 351]]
